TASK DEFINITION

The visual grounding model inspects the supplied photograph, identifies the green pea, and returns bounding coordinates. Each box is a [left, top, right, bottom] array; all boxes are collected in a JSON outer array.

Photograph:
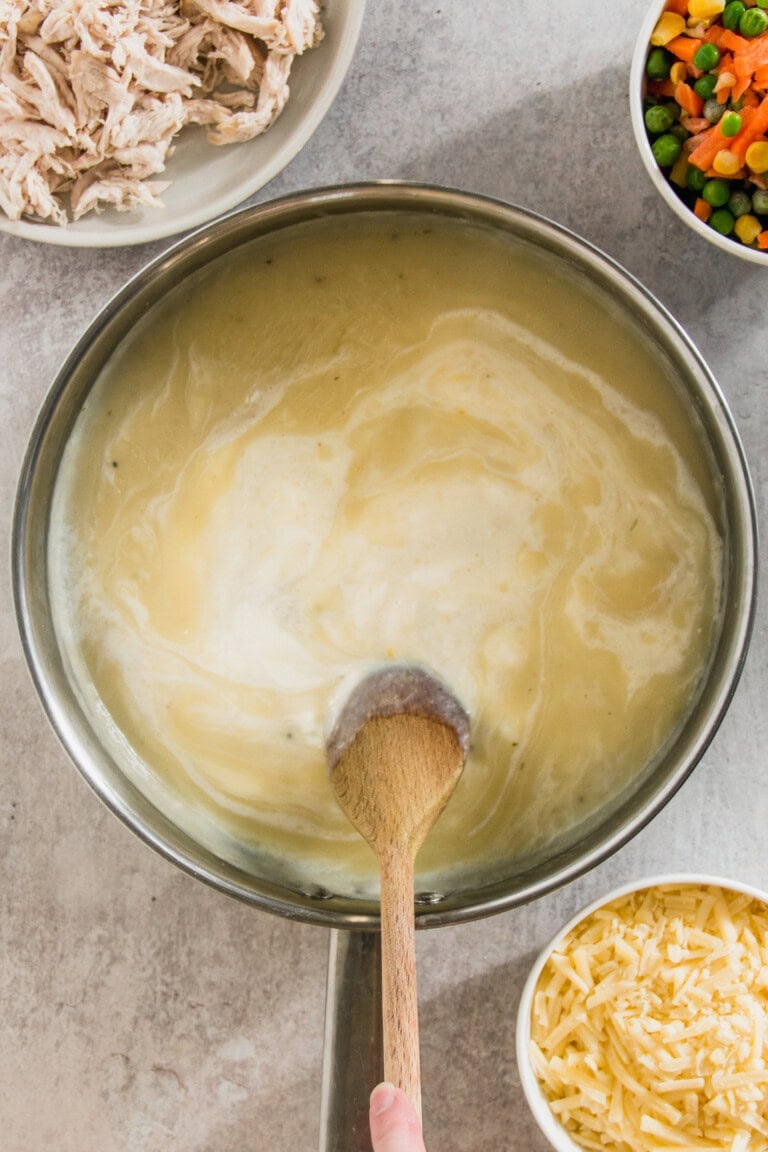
[[702, 178, 731, 207], [728, 190, 752, 217], [645, 104, 676, 134], [722, 0, 746, 28], [752, 189, 768, 214], [646, 47, 672, 80], [694, 74, 718, 100], [693, 43, 720, 71], [670, 123, 689, 141], [687, 165, 708, 192], [652, 133, 682, 167], [756, 0, 768, 8], [704, 98, 725, 124], [739, 7, 768, 36], [709, 209, 735, 235], [721, 111, 743, 136]]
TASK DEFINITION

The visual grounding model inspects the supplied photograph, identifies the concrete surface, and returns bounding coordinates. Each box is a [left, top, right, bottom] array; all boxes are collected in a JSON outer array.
[[1, 3, 767, 1150]]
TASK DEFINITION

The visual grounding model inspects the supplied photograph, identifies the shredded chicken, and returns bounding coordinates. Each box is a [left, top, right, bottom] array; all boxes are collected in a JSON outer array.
[[0, 0, 323, 224]]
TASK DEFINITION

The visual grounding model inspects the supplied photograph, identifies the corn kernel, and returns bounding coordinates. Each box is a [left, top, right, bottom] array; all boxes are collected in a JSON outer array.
[[670, 61, 688, 84], [687, 18, 712, 34], [734, 214, 762, 244], [651, 11, 686, 44], [688, 0, 725, 18], [745, 141, 768, 174], [670, 151, 690, 188], [712, 148, 741, 175]]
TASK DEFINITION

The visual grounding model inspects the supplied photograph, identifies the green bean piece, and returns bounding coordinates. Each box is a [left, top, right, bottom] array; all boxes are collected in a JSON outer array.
[[702, 179, 730, 208], [687, 166, 708, 192], [709, 209, 735, 235], [646, 47, 672, 80]]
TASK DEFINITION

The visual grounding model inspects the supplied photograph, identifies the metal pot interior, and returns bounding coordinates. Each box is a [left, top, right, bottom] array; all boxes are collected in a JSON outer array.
[[12, 184, 757, 929]]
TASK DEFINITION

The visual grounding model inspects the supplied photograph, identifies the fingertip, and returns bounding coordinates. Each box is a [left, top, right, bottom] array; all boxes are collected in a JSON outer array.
[[369, 1083, 426, 1151], [370, 1081, 397, 1117]]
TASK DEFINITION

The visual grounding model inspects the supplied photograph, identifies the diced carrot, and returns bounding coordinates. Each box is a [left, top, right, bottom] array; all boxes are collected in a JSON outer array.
[[704, 25, 726, 46], [689, 122, 731, 169], [665, 0, 689, 13], [732, 94, 768, 161], [719, 30, 749, 55], [733, 37, 768, 79], [685, 116, 711, 134], [648, 78, 677, 98], [753, 64, 768, 88], [675, 81, 704, 117], [740, 82, 760, 106], [757, 230, 768, 248], [694, 198, 712, 222], [666, 35, 702, 63], [732, 74, 751, 101], [735, 104, 756, 132]]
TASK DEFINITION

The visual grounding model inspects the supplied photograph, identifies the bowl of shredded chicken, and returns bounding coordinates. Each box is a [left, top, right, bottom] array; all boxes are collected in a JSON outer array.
[[517, 876, 768, 1152], [0, 0, 365, 245]]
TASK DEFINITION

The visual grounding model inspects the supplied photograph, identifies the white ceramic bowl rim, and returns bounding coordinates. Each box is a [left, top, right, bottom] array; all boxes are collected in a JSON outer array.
[[516, 872, 768, 1152], [630, 0, 768, 265], [0, 0, 366, 248]]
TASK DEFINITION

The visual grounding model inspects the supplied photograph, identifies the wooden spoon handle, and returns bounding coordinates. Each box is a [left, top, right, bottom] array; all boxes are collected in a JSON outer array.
[[379, 847, 421, 1118]]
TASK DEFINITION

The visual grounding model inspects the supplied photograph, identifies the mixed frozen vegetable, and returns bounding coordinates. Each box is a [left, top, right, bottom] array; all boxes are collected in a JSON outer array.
[[645, 0, 768, 249]]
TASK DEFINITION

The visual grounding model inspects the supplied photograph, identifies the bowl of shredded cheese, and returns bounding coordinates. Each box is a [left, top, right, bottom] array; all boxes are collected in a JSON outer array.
[[516, 875, 768, 1152]]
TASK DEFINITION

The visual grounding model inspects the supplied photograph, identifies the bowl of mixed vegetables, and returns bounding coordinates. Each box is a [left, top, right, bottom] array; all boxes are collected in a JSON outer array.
[[632, 0, 768, 261]]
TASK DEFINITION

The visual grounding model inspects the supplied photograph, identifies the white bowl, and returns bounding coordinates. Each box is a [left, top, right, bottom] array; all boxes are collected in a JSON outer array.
[[516, 873, 768, 1152], [0, 0, 365, 248], [630, 0, 768, 265]]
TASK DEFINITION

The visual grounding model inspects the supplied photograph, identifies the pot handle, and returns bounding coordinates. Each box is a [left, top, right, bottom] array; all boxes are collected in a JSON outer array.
[[319, 929, 383, 1152]]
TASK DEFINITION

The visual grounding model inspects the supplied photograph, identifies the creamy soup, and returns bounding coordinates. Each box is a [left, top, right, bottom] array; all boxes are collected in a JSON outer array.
[[49, 212, 723, 896]]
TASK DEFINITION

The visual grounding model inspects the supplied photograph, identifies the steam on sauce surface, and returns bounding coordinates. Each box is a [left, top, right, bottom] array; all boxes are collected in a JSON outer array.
[[49, 213, 722, 895]]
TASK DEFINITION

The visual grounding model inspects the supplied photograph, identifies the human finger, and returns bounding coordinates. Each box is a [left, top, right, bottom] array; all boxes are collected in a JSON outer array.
[[369, 1083, 427, 1152]]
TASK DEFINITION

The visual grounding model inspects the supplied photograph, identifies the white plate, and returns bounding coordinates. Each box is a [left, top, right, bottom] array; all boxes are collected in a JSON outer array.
[[0, 0, 365, 248]]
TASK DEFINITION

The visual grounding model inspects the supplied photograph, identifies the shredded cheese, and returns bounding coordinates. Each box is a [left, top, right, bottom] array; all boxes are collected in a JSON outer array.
[[530, 884, 768, 1152]]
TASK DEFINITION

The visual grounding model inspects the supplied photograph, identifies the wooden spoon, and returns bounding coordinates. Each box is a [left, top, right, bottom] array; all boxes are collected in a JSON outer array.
[[326, 665, 470, 1117]]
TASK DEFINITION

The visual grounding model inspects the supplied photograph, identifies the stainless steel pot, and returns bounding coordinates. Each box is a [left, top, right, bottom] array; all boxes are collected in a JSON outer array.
[[12, 184, 758, 1151]]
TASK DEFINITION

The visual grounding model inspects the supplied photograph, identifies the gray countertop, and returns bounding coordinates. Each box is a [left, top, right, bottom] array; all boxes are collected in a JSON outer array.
[[1, 3, 766, 1150]]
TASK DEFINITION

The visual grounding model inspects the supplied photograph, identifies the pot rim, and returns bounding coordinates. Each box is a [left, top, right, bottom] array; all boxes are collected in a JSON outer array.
[[11, 181, 759, 929]]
